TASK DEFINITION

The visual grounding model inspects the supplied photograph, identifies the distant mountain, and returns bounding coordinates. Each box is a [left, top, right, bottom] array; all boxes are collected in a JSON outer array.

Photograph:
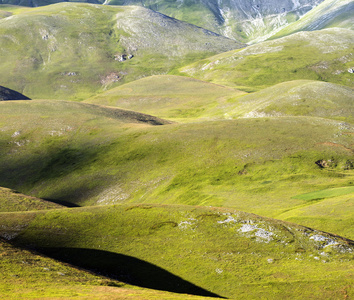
[[272, 0, 354, 38], [0, 3, 244, 100], [1, 0, 326, 43], [0, 85, 30, 100]]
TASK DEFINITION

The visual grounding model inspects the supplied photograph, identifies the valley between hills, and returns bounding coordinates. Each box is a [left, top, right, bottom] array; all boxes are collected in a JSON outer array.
[[0, 0, 353, 298]]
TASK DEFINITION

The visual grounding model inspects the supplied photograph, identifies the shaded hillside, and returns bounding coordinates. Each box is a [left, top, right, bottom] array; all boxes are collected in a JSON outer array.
[[0, 3, 243, 100], [0, 204, 353, 299], [0, 85, 30, 100], [0, 237, 211, 299], [181, 28, 354, 91], [0, 99, 353, 237]]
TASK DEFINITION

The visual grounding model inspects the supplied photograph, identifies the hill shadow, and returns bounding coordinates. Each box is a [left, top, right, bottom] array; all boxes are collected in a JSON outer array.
[[42, 198, 81, 208], [38, 247, 224, 298]]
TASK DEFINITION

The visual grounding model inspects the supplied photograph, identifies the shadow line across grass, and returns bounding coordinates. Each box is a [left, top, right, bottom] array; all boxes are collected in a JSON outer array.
[[36, 247, 225, 298]]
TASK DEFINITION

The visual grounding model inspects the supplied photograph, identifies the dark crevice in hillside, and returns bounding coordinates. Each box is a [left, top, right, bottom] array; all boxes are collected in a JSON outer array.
[[35, 247, 225, 298], [41, 198, 81, 208]]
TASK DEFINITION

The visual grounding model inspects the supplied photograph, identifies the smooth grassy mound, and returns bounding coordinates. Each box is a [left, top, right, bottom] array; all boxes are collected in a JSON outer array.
[[0, 85, 30, 100], [0, 204, 353, 299], [0, 99, 353, 237], [226, 80, 354, 122], [0, 187, 63, 212], [271, 0, 354, 39], [181, 28, 354, 91], [86, 75, 246, 121], [0, 3, 243, 100]]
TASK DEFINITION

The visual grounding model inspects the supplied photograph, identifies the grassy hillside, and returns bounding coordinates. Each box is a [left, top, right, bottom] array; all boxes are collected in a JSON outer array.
[[226, 80, 354, 123], [0, 187, 63, 212], [181, 28, 354, 91], [1, 237, 212, 299], [86, 75, 246, 121], [0, 3, 243, 100], [271, 0, 354, 39], [0, 100, 353, 238], [0, 204, 353, 299], [87, 78, 354, 122], [0, 0, 325, 43]]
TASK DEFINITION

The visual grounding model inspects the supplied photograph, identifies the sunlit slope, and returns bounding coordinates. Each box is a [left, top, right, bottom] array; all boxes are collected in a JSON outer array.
[[181, 28, 354, 91], [271, 0, 354, 39], [0, 187, 63, 212], [0, 3, 243, 100], [1, 0, 326, 43], [227, 80, 354, 122], [86, 75, 246, 121], [0, 204, 353, 299], [0, 100, 353, 236]]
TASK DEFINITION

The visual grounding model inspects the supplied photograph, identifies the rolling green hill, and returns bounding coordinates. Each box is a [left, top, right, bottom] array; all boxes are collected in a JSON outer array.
[[0, 0, 353, 298], [0, 204, 353, 299], [0, 100, 353, 239], [226, 80, 354, 122], [0, 3, 243, 100], [0, 187, 63, 212], [181, 28, 354, 91], [85, 75, 246, 121], [0, 237, 213, 299]]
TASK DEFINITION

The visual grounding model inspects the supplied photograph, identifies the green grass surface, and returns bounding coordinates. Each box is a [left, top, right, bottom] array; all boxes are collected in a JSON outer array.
[[0, 237, 214, 299], [0, 100, 353, 238], [86, 75, 246, 121], [181, 28, 354, 90], [292, 186, 354, 201], [0, 3, 243, 100], [0, 204, 353, 299], [227, 80, 354, 122], [0, 187, 63, 212]]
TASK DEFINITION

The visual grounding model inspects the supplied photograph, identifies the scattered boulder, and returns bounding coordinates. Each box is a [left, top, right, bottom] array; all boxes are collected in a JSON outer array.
[[114, 54, 134, 62], [0, 86, 30, 101]]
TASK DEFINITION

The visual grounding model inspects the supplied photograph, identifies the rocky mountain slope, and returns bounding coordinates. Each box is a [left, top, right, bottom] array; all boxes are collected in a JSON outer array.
[[0, 0, 327, 43], [0, 3, 243, 100], [272, 0, 354, 38]]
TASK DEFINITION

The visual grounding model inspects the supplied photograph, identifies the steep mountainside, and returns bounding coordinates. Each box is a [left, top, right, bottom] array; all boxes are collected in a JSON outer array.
[[0, 3, 243, 100], [0, 0, 325, 43], [272, 0, 354, 38]]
